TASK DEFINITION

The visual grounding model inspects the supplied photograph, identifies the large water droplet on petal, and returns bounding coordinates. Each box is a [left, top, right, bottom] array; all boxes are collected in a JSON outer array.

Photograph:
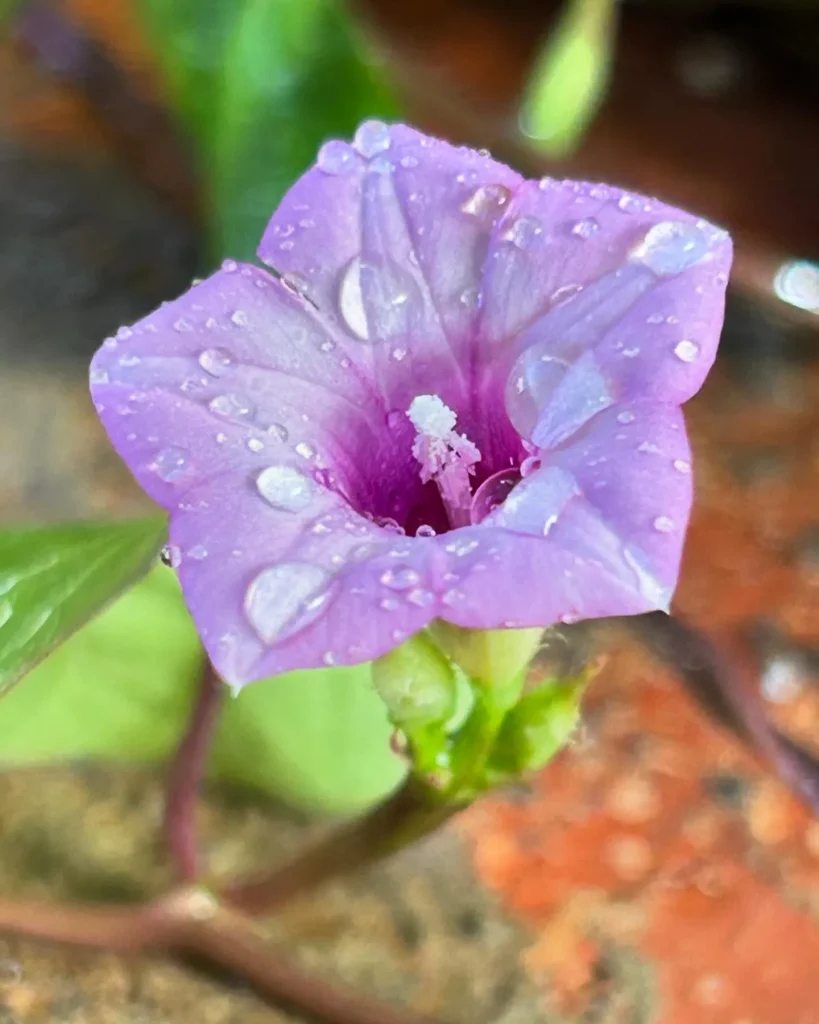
[[245, 563, 332, 644], [673, 339, 700, 362], [501, 215, 544, 250], [353, 120, 391, 158], [152, 446, 190, 482], [460, 184, 511, 222], [471, 469, 519, 524], [209, 393, 255, 421], [339, 257, 369, 340], [317, 139, 356, 175], [631, 220, 709, 275], [256, 465, 316, 512], [199, 348, 235, 377], [504, 343, 569, 439], [380, 567, 421, 591]]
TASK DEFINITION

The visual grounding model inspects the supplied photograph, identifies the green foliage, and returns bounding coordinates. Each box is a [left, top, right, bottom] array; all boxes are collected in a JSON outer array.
[[519, 0, 618, 158], [0, 519, 167, 697], [136, 0, 398, 261], [0, 565, 403, 814]]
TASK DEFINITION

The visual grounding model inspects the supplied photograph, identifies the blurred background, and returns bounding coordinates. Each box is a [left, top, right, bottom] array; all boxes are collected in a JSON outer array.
[[0, 0, 818, 1021]]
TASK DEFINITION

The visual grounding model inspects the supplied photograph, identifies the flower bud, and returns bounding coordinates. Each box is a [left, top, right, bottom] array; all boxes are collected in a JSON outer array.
[[372, 633, 457, 728]]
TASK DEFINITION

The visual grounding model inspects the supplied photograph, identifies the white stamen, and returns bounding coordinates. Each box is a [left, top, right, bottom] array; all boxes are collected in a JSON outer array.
[[407, 394, 480, 528]]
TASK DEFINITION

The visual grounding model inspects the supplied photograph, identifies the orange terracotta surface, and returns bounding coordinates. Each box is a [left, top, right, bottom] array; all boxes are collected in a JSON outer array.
[[460, 362, 819, 1021]]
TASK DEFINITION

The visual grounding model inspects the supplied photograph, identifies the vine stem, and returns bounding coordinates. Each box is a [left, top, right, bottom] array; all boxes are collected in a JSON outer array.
[[0, 886, 438, 1024], [223, 778, 461, 915], [163, 658, 225, 882]]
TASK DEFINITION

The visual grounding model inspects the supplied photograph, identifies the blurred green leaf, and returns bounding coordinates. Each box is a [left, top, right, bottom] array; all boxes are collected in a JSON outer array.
[[134, 0, 238, 153], [519, 0, 618, 159], [0, 565, 403, 814], [0, 519, 167, 697], [210, 0, 398, 260]]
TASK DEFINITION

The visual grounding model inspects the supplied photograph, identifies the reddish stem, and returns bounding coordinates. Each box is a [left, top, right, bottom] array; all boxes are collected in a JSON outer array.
[[164, 659, 224, 882]]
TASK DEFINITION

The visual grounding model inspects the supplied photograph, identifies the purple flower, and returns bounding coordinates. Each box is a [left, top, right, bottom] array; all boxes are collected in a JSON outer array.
[[90, 122, 731, 687]]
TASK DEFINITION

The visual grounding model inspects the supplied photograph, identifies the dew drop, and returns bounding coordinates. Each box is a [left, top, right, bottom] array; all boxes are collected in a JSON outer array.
[[674, 339, 700, 363], [622, 347, 641, 358], [256, 465, 316, 512], [152, 446, 190, 482], [647, 313, 664, 324], [295, 441, 315, 460], [638, 441, 662, 454], [380, 597, 400, 611], [188, 545, 208, 560], [653, 515, 675, 533], [222, 258, 238, 273], [415, 524, 437, 538], [391, 347, 407, 361], [244, 563, 331, 644], [442, 588, 465, 606], [673, 458, 691, 474], [209, 393, 255, 421], [381, 567, 421, 591], [399, 155, 419, 169], [317, 139, 356, 175], [460, 184, 511, 221], [319, 339, 335, 353], [174, 317, 194, 333], [571, 217, 600, 238], [354, 120, 391, 158], [247, 437, 264, 453], [407, 587, 435, 607], [617, 194, 643, 213], [459, 286, 479, 308], [230, 310, 249, 327], [199, 347, 235, 377], [338, 257, 369, 340], [617, 410, 635, 424], [116, 325, 133, 340], [632, 220, 710, 275], [160, 544, 181, 568], [502, 215, 544, 250], [90, 367, 109, 384], [445, 537, 480, 557], [269, 423, 289, 442], [520, 455, 541, 478]]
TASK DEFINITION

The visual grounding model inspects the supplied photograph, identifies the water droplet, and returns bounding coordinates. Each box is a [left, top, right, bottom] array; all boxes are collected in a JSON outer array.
[[673, 458, 691, 474], [90, 367, 109, 384], [160, 544, 181, 568], [188, 544, 208, 560], [442, 588, 465, 606], [571, 217, 600, 238], [247, 437, 264, 453], [152, 446, 190, 482], [460, 184, 511, 221], [399, 155, 419, 169], [230, 310, 249, 327], [647, 313, 664, 324], [209, 393, 255, 421], [222, 258, 238, 273], [317, 139, 356, 175], [653, 515, 675, 533], [520, 455, 541, 478], [339, 257, 369, 340], [617, 410, 635, 424], [502, 215, 544, 250], [459, 286, 479, 308], [632, 220, 709, 275], [380, 597, 400, 611], [407, 587, 435, 607], [256, 465, 316, 512], [174, 317, 194, 333], [354, 120, 391, 158], [269, 422, 289, 442], [617, 194, 643, 213], [295, 441, 315, 460], [199, 347, 235, 377], [638, 441, 662, 454], [381, 567, 421, 591], [244, 563, 331, 644], [674, 339, 699, 362], [445, 537, 479, 557], [415, 525, 436, 538], [391, 347, 407, 362], [622, 347, 640, 358], [319, 339, 335, 353]]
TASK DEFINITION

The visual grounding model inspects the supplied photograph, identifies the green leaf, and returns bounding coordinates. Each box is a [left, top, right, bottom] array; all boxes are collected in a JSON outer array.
[[134, 0, 239, 154], [0, 519, 167, 697], [209, 0, 398, 260], [0, 565, 403, 814], [519, 0, 618, 158]]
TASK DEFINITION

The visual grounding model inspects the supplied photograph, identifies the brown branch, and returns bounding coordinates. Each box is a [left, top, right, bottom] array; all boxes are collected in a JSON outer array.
[[164, 658, 225, 882], [223, 778, 460, 916], [0, 887, 439, 1024]]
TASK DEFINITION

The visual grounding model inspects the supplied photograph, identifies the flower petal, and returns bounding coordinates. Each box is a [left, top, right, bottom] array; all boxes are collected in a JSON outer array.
[[257, 123, 522, 417], [481, 180, 731, 441]]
